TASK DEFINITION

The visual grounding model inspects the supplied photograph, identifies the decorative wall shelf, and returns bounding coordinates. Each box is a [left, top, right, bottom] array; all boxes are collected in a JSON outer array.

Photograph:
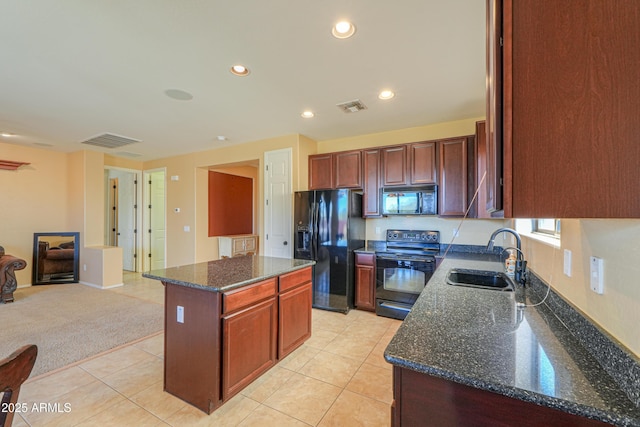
[[0, 160, 30, 170]]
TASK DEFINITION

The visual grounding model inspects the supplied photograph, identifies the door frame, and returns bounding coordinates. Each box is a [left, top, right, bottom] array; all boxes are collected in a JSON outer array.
[[104, 166, 143, 272]]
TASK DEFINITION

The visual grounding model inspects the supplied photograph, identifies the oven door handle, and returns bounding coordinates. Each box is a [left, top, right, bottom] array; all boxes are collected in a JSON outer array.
[[379, 302, 412, 313], [376, 256, 434, 263]]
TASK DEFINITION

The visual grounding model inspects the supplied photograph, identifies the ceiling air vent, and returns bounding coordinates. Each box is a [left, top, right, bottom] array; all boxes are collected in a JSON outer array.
[[80, 133, 140, 149], [336, 99, 367, 113]]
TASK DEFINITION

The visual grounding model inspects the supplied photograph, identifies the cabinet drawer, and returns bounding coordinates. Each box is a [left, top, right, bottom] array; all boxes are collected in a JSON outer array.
[[279, 267, 312, 293], [355, 253, 375, 266], [223, 278, 277, 314]]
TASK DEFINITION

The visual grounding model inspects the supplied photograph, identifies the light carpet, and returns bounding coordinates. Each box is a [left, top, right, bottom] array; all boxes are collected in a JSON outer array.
[[0, 283, 163, 377]]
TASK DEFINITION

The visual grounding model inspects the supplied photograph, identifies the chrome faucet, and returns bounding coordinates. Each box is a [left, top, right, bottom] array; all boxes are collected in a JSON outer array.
[[487, 228, 527, 285], [487, 227, 521, 253]]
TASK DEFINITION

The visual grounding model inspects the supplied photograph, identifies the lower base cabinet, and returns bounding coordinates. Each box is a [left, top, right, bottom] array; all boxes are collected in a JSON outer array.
[[163, 266, 313, 414], [392, 366, 609, 427], [355, 253, 376, 311], [222, 297, 278, 400]]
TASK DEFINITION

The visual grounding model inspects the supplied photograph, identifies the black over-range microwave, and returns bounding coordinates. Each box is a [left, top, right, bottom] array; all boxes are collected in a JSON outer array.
[[381, 186, 437, 215]]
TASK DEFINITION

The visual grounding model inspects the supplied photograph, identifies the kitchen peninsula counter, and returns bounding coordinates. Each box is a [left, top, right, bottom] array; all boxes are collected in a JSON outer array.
[[385, 255, 640, 426], [143, 256, 315, 414]]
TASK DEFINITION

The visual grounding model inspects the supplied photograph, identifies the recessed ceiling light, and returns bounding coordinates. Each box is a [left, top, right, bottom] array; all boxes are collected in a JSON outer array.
[[230, 65, 250, 76], [378, 90, 395, 100], [301, 111, 315, 118], [164, 89, 193, 101], [217, 136, 227, 141], [332, 21, 356, 39]]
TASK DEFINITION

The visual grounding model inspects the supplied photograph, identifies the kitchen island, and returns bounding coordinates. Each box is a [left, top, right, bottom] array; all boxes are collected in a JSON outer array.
[[143, 256, 315, 414], [385, 255, 640, 426]]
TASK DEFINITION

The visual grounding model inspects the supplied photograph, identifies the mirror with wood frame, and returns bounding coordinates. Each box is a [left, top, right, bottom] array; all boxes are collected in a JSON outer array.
[[32, 232, 80, 285]]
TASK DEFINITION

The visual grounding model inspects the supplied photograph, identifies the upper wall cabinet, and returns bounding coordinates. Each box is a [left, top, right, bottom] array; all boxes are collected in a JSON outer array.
[[309, 151, 362, 190], [381, 145, 408, 187], [363, 149, 381, 217], [491, 0, 640, 218], [308, 154, 333, 190], [409, 142, 437, 185], [438, 137, 475, 217]]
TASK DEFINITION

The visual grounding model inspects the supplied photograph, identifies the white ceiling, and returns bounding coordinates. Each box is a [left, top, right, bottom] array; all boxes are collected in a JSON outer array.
[[0, 1, 486, 162]]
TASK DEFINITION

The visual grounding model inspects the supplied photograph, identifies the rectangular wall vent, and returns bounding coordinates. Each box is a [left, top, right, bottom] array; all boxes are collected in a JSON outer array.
[[80, 133, 140, 149], [336, 99, 367, 113]]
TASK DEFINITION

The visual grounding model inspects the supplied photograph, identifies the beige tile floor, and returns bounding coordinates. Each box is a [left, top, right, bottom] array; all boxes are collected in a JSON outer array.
[[13, 273, 401, 427]]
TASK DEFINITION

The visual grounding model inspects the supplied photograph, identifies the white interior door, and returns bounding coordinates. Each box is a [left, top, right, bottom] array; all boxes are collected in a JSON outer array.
[[264, 148, 292, 258], [105, 168, 140, 271], [144, 169, 166, 271]]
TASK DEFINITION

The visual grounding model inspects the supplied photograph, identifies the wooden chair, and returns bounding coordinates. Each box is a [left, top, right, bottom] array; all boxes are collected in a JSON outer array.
[[0, 345, 38, 427]]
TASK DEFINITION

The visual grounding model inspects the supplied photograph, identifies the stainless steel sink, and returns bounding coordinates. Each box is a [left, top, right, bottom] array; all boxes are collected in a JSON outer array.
[[446, 268, 514, 291]]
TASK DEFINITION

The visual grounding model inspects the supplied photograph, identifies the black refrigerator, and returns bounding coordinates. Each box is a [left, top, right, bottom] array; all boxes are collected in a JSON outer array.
[[294, 189, 365, 313]]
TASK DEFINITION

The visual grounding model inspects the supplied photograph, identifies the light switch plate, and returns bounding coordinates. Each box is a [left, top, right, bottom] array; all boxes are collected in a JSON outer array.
[[590, 256, 604, 294], [563, 249, 572, 277]]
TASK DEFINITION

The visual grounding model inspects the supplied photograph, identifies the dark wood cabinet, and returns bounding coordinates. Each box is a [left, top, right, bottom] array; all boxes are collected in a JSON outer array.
[[334, 150, 362, 188], [163, 266, 313, 414], [409, 141, 437, 185], [308, 154, 333, 190], [381, 145, 408, 186], [222, 296, 277, 400], [486, 0, 504, 215], [474, 121, 492, 219], [355, 253, 376, 311], [438, 137, 474, 217], [392, 366, 608, 427], [363, 149, 381, 217], [491, 0, 640, 218], [309, 151, 362, 190], [278, 268, 312, 358]]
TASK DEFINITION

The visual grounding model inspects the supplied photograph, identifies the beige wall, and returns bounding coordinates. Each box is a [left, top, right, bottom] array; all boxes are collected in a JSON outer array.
[[521, 219, 640, 357], [144, 134, 314, 267], [1, 143, 72, 285], [317, 117, 483, 153]]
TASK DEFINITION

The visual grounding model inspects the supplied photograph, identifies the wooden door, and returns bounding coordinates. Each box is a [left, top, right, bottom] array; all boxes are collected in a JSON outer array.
[[279, 282, 312, 358], [438, 139, 468, 217], [334, 150, 362, 188], [222, 297, 277, 400], [363, 149, 381, 217], [309, 154, 333, 190], [409, 142, 437, 185], [381, 146, 408, 186], [355, 253, 376, 311]]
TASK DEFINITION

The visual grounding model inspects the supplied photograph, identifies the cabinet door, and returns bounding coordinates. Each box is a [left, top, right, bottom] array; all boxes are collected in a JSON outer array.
[[244, 236, 257, 254], [355, 253, 376, 311], [438, 139, 468, 217], [409, 142, 437, 185], [381, 146, 408, 186], [363, 149, 381, 217], [222, 297, 277, 400], [486, 0, 504, 214], [309, 154, 334, 190], [475, 121, 492, 219], [334, 150, 362, 189], [279, 282, 312, 358], [231, 238, 246, 256]]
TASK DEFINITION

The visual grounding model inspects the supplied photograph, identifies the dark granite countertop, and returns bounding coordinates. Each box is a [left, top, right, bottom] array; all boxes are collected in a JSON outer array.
[[143, 256, 315, 292], [385, 255, 640, 426]]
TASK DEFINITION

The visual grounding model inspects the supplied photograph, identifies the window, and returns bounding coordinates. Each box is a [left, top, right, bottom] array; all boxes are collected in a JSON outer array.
[[532, 219, 560, 237]]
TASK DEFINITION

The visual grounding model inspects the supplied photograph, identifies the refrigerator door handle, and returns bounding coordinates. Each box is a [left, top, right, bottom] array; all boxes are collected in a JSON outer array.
[[311, 201, 318, 260]]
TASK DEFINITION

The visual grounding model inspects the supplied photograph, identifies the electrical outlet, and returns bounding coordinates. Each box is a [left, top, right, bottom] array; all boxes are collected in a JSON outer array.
[[563, 249, 572, 277], [177, 306, 184, 323], [83, 264, 87, 271], [590, 256, 604, 294], [184, 225, 190, 232]]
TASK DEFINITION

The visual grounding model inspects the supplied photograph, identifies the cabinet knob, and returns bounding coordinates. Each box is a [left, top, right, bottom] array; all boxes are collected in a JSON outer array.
[[283, 241, 288, 246]]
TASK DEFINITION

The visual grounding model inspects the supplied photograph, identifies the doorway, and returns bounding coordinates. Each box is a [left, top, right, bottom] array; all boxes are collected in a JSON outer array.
[[104, 168, 141, 272]]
